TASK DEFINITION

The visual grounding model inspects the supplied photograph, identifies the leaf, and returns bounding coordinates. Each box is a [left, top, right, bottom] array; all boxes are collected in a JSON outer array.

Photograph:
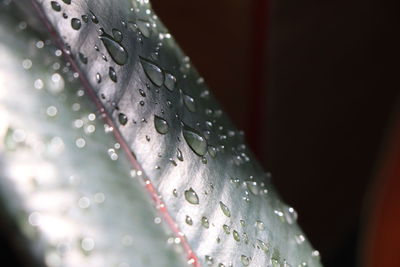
[[0, 0, 322, 267]]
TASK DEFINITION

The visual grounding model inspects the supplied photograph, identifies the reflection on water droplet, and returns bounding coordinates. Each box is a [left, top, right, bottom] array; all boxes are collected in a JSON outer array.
[[201, 217, 209, 228], [50, 1, 61, 11], [109, 67, 117, 82], [233, 230, 240, 242], [154, 115, 169, 134], [164, 72, 176, 91], [205, 255, 214, 266], [219, 201, 231, 217], [183, 93, 196, 112], [241, 255, 250, 266], [223, 224, 230, 234], [184, 188, 199, 204], [100, 30, 128, 65], [112, 28, 123, 42], [140, 58, 164, 86], [177, 148, 184, 161], [118, 113, 128, 125], [182, 124, 207, 156], [71, 18, 81, 30], [185, 215, 193, 225]]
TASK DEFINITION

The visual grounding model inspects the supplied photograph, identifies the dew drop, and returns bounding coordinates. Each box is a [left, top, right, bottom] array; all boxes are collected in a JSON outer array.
[[140, 58, 164, 86], [90, 12, 98, 23], [233, 230, 240, 242], [295, 234, 305, 244], [240, 220, 246, 227], [154, 115, 169, 134], [183, 93, 196, 112], [50, 1, 61, 11], [81, 237, 95, 252], [223, 224, 231, 234], [136, 19, 151, 37], [201, 216, 209, 229], [284, 207, 298, 224], [182, 124, 207, 156], [208, 145, 217, 158], [81, 14, 88, 23], [100, 30, 128, 65], [185, 215, 193, 225], [79, 52, 88, 64], [118, 113, 128, 125], [205, 255, 214, 266], [112, 28, 123, 42], [96, 73, 101, 83], [219, 201, 231, 217], [138, 88, 146, 97], [177, 148, 184, 161], [246, 181, 259, 195], [71, 18, 81, 30], [62, 0, 71, 4], [172, 189, 178, 197], [256, 220, 265, 230], [109, 67, 117, 82], [164, 72, 176, 91], [184, 188, 199, 205], [240, 255, 250, 266]]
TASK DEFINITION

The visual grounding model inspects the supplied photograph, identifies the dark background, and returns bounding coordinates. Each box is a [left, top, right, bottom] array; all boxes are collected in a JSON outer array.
[[152, 0, 399, 266]]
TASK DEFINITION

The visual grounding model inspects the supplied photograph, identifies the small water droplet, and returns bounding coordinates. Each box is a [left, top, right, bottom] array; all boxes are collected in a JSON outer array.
[[219, 201, 231, 217], [223, 224, 231, 234], [172, 189, 178, 197], [183, 93, 196, 112], [109, 67, 117, 82], [284, 207, 298, 224], [71, 18, 81, 30], [208, 145, 217, 158], [62, 0, 71, 4], [62, 12, 68, 19], [154, 115, 169, 134], [118, 113, 128, 125], [136, 19, 151, 37], [233, 230, 240, 242], [81, 14, 88, 23], [243, 233, 249, 244], [246, 181, 259, 195], [139, 100, 145, 106], [177, 148, 184, 161], [184, 188, 199, 205], [185, 215, 193, 225], [240, 220, 246, 227], [96, 73, 101, 83], [182, 124, 207, 156], [240, 255, 250, 266], [140, 58, 164, 86], [257, 239, 269, 254], [256, 220, 265, 230], [81, 237, 95, 252], [112, 28, 123, 42], [138, 88, 146, 97], [295, 234, 305, 244], [218, 264, 225, 267], [205, 255, 214, 266], [201, 217, 209, 228], [164, 72, 176, 91], [90, 12, 99, 23], [79, 52, 87, 64], [50, 1, 61, 11], [100, 30, 128, 65], [201, 156, 207, 164]]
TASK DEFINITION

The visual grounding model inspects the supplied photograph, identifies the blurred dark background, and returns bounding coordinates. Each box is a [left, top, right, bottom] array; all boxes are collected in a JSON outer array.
[[152, 0, 400, 266]]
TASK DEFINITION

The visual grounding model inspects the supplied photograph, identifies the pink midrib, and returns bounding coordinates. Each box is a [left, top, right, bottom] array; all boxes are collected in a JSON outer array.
[[29, 1, 200, 266]]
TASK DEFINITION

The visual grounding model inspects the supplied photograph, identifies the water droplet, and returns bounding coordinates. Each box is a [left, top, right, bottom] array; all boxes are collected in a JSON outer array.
[[100, 30, 128, 65], [240, 220, 246, 227], [205, 255, 214, 266], [90, 12, 98, 23], [79, 52, 88, 64], [96, 73, 101, 83], [81, 237, 95, 252], [81, 14, 88, 23], [177, 148, 184, 161], [256, 220, 265, 230], [164, 72, 176, 91], [182, 124, 207, 156], [201, 217, 209, 228], [233, 230, 240, 242], [62, 12, 68, 19], [208, 145, 217, 158], [243, 233, 249, 244], [138, 88, 146, 97], [295, 234, 305, 244], [62, 0, 71, 4], [140, 58, 164, 86], [71, 18, 81, 30], [172, 189, 178, 197], [246, 181, 259, 195], [257, 239, 269, 254], [136, 19, 151, 37], [112, 28, 123, 42], [219, 201, 231, 217], [240, 255, 250, 266], [182, 93, 196, 112], [201, 156, 207, 164], [139, 100, 145, 106], [311, 250, 320, 259], [109, 67, 117, 82], [284, 207, 298, 224], [218, 264, 225, 267], [184, 188, 199, 205], [154, 115, 169, 134], [50, 1, 61, 11], [118, 113, 128, 125], [185, 215, 193, 225], [223, 224, 231, 234]]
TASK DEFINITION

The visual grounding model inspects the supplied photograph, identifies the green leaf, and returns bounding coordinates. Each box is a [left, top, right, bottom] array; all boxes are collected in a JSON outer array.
[[0, 0, 322, 266]]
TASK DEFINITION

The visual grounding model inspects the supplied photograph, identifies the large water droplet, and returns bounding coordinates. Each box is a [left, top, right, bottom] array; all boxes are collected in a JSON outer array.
[[112, 28, 123, 42], [100, 30, 128, 65], [201, 216, 209, 228], [184, 188, 199, 205], [109, 67, 117, 82], [154, 115, 169, 134], [183, 93, 196, 112], [50, 1, 61, 11], [182, 124, 207, 156], [219, 201, 231, 217], [240, 255, 250, 266], [185, 215, 193, 225], [140, 58, 164, 86], [164, 72, 176, 91], [71, 18, 81, 30], [118, 113, 128, 125], [62, 0, 71, 4]]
